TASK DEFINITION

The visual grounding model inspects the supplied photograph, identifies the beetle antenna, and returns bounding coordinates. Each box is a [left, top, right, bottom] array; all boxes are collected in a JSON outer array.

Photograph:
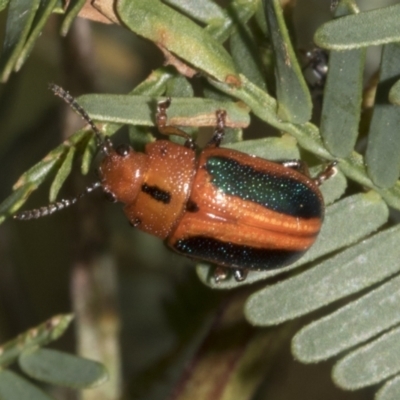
[[13, 181, 102, 221], [50, 84, 113, 155]]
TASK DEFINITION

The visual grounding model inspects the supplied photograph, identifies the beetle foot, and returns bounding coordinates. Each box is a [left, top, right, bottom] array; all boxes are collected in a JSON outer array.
[[213, 266, 228, 283], [233, 268, 248, 282], [314, 161, 338, 186], [207, 109, 226, 148]]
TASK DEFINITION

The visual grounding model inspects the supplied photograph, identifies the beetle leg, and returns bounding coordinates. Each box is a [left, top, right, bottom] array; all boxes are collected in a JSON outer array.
[[207, 109, 227, 148], [313, 161, 338, 186], [233, 268, 248, 282], [213, 266, 248, 283], [213, 266, 228, 283], [156, 98, 196, 149], [281, 160, 310, 176]]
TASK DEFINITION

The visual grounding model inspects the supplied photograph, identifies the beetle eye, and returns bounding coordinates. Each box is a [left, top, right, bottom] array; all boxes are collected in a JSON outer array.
[[116, 144, 131, 157], [104, 191, 117, 203]]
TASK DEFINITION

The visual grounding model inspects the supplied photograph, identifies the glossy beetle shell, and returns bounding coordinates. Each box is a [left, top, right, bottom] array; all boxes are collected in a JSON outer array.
[[14, 88, 334, 282], [99, 140, 325, 276]]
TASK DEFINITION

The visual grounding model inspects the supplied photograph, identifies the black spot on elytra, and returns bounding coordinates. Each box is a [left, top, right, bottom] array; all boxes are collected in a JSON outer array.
[[141, 184, 171, 204]]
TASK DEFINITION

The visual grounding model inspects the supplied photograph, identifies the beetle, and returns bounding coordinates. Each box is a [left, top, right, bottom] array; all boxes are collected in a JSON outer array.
[[15, 85, 336, 282], [301, 47, 329, 91]]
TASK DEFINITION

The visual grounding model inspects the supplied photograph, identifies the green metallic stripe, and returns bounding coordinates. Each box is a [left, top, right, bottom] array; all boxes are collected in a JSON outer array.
[[205, 156, 322, 219]]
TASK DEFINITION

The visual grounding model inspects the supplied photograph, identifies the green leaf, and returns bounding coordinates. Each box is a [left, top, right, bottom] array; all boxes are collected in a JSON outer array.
[[339, 153, 400, 210], [263, 0, 312, 123], [377, 376, 400, 400], [332, 326, 400, 389], [224, 135, 300, 160], [80, 135, 97, 175], [366, 43, 400, 188], [131, 66, 175, 96], [0, 314, 73, 368], [53, 0, 63, 12], [0, 184, 35, 223], [60, 0, 85, 36], [49, 146, 75, 202], [315, 3, 400, 50], [200, 191, 387, 289], [0, 0, 10, 12], [320, 48, 365, 157], [389, 79, 400, 105], [229, 23, 266, 91], [293, 274, 400, 363], [0, 0, 40, 82], [206, 0, 258, 43], [209, 74, 331, 158], [2, 130, 91, 221], [116, 0, 239, 84], [19, 348, 108, 389], [163, 0, 226, 25], [15, 0, 59, 71], [0, 370, 54, 400], [245, 215, 398, 326], [77, 95, 250, 128], [165, 75, 194, 98]]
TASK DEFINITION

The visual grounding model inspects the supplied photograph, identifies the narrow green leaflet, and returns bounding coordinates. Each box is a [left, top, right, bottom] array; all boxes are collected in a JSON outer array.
[[0, 130, 90, 223], [131, 67, 175, 96], [164, 76, 196, 140], [255, 0, 267, 36], [366, 43, 400, 188], [49, 146, 75, 202], [163, 0, 225, 24], [209, 74, 331, 158], [389, 79, 400, 105], [224, 135, 300, 160], [339, 153, 400, 210], [263, 0, 312, 123], [320, 48, 365, 157], [206, 0, 258, 43], [334, 0, 358, 16], [315, 3, 400, 50], [245, 223, 400, 326], [293, 274, 400, 363], [0, 314, 73, 367], [165, 75, 194, 98], [53, 0, 62, 12], [333, 326, 400, 389], [80, 134, 97, 175], [0, 0, 40, 82], [60, 0, 86, 36], [116, 0, 239, 84], [230, 28, 266, 91], [0, 0, 9, 12], [19, 348, 108, 389], [77, 95, 250, 128], [15, 0, 58, 71], [377, 376, 400, 400], [0, 370, 54, 400], [107, 68, 174, 156], [199, 191, 387, 289], [0, 184, 35, 224]]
